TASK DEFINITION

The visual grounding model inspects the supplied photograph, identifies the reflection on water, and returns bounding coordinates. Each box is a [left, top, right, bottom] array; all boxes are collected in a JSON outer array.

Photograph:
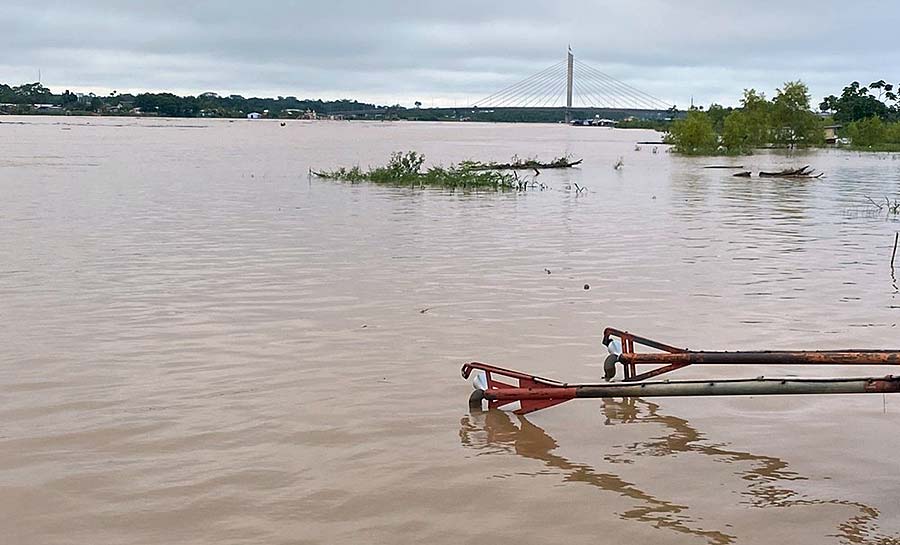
[[460, 402, 900, 545]]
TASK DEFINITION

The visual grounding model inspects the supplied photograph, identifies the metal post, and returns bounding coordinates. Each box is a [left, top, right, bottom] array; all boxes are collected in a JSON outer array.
[[620, 351, 900, 366], [573, 377, 900, 398], [565, 47, 574, 123], [480, 376, 900, 408]]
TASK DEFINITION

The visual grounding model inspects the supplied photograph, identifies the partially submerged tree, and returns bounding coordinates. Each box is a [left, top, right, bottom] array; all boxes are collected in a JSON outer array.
[[666, 110, 718, 154], [845, 116, 886, 147], [739, 89, 772, 148], [705, 103, 731, 133], [771, 81, 823, 146], [312, 151, 538, 190], [722, 110, 752, 153]]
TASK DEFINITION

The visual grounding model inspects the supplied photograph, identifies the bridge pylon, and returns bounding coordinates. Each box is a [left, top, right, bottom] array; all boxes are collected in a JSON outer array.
[[565, 47, 574, 123], [472, 48, 672, 113]]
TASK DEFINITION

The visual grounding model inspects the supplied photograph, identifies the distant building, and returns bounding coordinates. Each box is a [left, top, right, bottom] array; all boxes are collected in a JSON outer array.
[[569, 117, 618, 127], [593, 118, 619, 127], [247, 112, 262, 119], [824, 124, 841, 145]]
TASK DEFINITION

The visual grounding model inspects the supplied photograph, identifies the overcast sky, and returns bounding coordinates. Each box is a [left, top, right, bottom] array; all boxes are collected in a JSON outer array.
[[2, 1, 897, 109]]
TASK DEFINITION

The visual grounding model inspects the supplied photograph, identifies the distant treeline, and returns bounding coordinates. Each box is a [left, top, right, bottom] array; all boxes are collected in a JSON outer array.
[[0, 82, 387, 118], [667, 79, 900, 155], [0, 82, 672, 125]]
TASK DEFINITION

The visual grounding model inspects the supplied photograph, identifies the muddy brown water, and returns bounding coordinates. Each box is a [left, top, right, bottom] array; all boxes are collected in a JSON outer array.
[[2, 116, 900, 544]]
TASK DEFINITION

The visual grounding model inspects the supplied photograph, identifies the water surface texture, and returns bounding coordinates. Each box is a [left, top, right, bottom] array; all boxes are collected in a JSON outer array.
[[2, 117, 900, 544]]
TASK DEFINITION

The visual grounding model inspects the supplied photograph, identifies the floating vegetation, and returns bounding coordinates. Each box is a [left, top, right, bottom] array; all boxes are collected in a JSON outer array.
[[731, 166, 824, 179], [758, 165, 823, 178], [312, 151, 549, 190], [460, 154, 582, 171]]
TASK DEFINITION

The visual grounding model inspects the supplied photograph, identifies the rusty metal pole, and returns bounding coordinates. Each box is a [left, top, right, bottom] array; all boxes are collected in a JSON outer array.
[[621, 351, 900, 366], [574, 376, 900, 397], [465, 327, 900, 414], [482, 376, 900, 405]]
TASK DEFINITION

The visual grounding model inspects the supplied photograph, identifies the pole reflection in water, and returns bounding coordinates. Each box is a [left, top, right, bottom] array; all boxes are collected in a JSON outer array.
[[459, 400, 900, 545]]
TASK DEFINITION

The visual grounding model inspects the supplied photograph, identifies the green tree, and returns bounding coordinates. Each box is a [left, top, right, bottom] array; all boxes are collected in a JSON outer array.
[[846, 116, 886, 147], [667, 110, 718, 154], [831, 81, 889, 122], [885, 122, 900, 144], [771, 80, 822, 146], [740, 89, 772, 147], [0, 83, 15, 102], [820, 95, 838, 114], [722, 110, 752, 152], [12, 82, 52, 103], [60, 90, 78, 105], [705, 103, 731, 133]]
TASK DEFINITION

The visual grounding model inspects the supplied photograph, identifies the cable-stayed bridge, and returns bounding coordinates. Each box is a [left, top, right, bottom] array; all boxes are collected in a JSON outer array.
[[473, 48, 673, 122], [323, 49, 674, 122]]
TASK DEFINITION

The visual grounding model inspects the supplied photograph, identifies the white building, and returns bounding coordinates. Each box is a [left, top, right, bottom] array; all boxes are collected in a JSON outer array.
[[247, 112, 262, 119]]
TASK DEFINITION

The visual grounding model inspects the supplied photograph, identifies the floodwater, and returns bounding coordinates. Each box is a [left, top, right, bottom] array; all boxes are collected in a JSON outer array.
[[2, 116, 900, 545]]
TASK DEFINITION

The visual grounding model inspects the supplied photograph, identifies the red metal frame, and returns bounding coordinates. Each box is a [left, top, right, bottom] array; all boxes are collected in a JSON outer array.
[[463, 327, 900, 415], [603, 327, 690, 382], [461, 362, 577, 413]]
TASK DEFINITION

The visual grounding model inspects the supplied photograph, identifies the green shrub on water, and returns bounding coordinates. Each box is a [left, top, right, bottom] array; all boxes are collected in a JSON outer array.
[[314, 151, 524, 189], [843, 117, 900, 151], [666, 111, 719, 155], [846, 117, 886, 147]]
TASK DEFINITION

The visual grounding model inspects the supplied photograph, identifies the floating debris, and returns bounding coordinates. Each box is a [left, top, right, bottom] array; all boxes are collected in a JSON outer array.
[[758, 165, 823, 178], [462, 155, 582, 171], [892, 232, 898, 270]]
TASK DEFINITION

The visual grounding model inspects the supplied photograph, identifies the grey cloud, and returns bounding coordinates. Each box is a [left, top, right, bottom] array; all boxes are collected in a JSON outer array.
[[2, 0, 898, 107]]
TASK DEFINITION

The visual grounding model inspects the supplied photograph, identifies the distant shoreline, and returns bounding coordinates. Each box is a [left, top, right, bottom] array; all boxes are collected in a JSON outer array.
[[0, 112, 668, 131]]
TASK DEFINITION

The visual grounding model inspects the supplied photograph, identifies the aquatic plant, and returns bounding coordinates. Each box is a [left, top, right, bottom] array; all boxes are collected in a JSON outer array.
[[313, 151, 542, 190], [864, 195, 900, 215], [459, 154, 582, 171]]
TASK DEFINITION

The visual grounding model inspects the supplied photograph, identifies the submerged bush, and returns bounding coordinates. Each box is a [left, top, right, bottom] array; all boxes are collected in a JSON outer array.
[[313, 151, 526, 189], [666, 111, 718, 155], [846, 117, 887, 147]]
